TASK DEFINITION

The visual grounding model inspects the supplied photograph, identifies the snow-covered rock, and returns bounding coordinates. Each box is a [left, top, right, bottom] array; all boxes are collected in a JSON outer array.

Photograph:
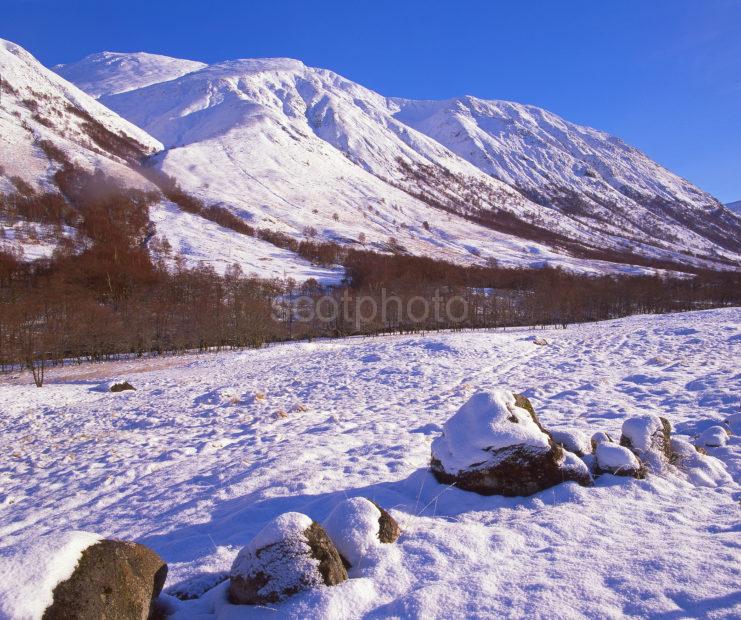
[[590, 431, 614, 451], [229, 512, 347, 605], [550, 429, 592, 456], [430, 390, 592, 496], [322, 497, 400, 567], [595, 443, 644, 478], [0, 531, 100, 620], [43, 539, 167, 619], [695, 425, 730, 449], [670, 438, 732, 487], [619, 414, 672, 473], [725, 412, 741, 435]]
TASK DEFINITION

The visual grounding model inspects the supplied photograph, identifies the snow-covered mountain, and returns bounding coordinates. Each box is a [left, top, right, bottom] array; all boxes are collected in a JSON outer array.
[[0, 39, 161, 196], [2, 38, 739, 274], [58, 51, 740, 271], [0, 39, 342, 279], [727, 200, 741, 215], [54, 51, 206, 98]]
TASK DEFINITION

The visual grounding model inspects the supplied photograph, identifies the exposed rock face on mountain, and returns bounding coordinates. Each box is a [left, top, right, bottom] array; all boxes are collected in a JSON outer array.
[[56, 50, 741, 271]]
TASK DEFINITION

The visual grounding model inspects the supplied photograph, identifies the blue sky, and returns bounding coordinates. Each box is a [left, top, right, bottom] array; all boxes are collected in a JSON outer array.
[[4, 0, 740, 202]]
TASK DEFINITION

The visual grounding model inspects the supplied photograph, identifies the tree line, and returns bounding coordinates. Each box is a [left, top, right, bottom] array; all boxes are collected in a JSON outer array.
[[1, 167, 739, 385]]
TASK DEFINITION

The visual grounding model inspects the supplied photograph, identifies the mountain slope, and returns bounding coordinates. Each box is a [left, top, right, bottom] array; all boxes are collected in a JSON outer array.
[[54, 51, 207, 98], [726, 200, 741, 215], [0, 39, 342, 280], [61, 52, 741, 271], [0, 39, 161, 196], [393, 96, 741, 255]]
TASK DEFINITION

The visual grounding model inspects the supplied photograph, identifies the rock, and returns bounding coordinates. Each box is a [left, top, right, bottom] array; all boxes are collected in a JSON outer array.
[[695, 425, 730, 449], [229, 512, 347, 605], [590, 431, 613, 452], [430, 390, 592, 496], [550, 429, 592, 456], [43, 539, 167, 620], [619, 414, 672, 473], [322, 498, 400, 567], [373, 501, 401, 544], [99, 379, 136, 392], [595, 443, 645, 478], [533, 337, 548, 346], [670, 437, 732, 487]]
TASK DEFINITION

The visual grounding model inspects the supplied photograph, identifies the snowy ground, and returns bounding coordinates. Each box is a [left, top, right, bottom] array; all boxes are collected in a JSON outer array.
[[0, 308, 739, 619]]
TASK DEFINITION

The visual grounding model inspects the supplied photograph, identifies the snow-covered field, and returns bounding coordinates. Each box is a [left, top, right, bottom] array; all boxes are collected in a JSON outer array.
[[1, 308, 739, 618]]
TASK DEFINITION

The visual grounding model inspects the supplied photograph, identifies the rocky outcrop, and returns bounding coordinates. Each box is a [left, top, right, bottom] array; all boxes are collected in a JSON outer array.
[[43, 539, 167, 620]]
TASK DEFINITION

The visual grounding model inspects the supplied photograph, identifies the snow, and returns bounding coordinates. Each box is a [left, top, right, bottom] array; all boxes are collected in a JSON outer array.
[[0, 530, 100, 620], [595, 443, 641, 473], [322, 498, 383, 567], [550, 428, 591, 455], [149, 200, 344, 282], [725, 200, 741, 215], [621, 414, 665, 453], [726, 412, 741, 435], [431, 390, 551, 474], [0, 308, 740, 618], [54, 51, 207, 98], [670, 438, 732, 488], [247, 512, 313, 552], [695, 426, 730, 449], [55, 48, 740, 271]]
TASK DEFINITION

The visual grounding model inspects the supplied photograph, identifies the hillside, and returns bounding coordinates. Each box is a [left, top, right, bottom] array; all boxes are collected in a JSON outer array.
[[727, 200, 741, 215], [59, 51, 741, 271], [0, 39, 341, 280]]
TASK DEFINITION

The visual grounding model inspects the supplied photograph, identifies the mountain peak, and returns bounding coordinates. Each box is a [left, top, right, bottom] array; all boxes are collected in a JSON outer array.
[[54, 50, 206, 98]]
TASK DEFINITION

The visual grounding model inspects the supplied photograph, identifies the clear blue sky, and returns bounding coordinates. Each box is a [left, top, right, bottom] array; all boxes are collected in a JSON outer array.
[[4, 0, 740, 202]]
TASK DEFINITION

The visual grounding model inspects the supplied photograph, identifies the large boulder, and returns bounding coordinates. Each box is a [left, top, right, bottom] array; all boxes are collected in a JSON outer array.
[[43, 539, 167, 620], [322, 498, 400, 568], [619, 414, 672, 473], [595, 443, 645, 478], [430, 391, 592, 496], [229, 512, 347, 605]]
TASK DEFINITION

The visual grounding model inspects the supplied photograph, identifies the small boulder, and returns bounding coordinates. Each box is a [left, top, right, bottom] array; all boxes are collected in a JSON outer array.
[[533, 337, 548, 346], [590, 431, 613, 452], [323, 497, 400, 568], [229, 512, 347, 605], [595, 443, 645, 478], [550, 429, 592, 456], [44, 539, 167, 620], [430, 390, 592, 496], [620, 414, 672, 473], [110, 381, 136, 393], [695, 425, 730, 449]]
